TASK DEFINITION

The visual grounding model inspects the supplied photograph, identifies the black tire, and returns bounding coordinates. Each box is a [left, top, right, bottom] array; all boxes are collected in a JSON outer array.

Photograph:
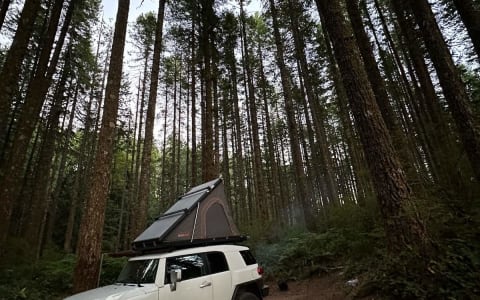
[[237, 291, 260, 300]]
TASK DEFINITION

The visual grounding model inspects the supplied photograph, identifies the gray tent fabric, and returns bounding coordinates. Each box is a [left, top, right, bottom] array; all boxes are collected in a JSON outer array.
[[132, 178, 243, 251]]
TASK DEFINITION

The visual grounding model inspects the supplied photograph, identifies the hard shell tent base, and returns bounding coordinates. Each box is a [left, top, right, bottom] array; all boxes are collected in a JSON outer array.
[[132, 178, 244, 252]]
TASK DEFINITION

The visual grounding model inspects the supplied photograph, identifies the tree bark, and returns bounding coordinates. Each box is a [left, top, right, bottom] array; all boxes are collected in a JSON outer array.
[[134, 0, 166, 239], [240, 1, 267, 220], [389, 0, 468, 195], [452, 0, 480, 60], [0, 0, 41, 157], [190, 18, 198, 186], [23, 50, 72, 257], [268, 0, 314, 230], [0, 0, 11, 31], [316, 0, 428, 254], [319, 14, 374, 204], [404, 0, 480, 181], [288, 0, 338, 206], [73, 0, 129, 292], [200, 0, 217, 181], [258, 49, 282, 222], [0, 0, 69, 249]]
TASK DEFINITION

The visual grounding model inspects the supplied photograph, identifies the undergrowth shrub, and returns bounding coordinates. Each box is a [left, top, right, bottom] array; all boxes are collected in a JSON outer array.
[[0, 242, 126, 299], [351, 197, 480, 299], [251, 203, 384, 281], [249, 198, 480, 299], [366, 238, 480, 299], [0, 252, 75, 299]]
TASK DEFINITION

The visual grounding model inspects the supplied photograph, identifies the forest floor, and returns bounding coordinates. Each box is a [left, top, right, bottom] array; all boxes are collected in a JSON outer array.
[[265, 271, 376, 300]]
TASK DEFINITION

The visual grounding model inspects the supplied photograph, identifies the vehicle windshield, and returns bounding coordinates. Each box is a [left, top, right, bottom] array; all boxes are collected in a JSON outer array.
[[117, 259, 159, 284]]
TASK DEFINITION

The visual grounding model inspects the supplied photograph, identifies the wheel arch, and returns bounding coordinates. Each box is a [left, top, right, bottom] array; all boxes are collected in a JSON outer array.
[[231, 279, 263, 300]]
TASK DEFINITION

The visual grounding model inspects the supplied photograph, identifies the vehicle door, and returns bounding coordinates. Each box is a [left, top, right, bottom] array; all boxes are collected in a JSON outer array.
[[205, 251, 232, 300], [165, 253, 213, 300]]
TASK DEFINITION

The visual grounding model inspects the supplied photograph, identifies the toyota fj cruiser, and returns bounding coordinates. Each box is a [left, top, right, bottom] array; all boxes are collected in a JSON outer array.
[[65, 244, 268, 300], [66, 178, 268, 300]]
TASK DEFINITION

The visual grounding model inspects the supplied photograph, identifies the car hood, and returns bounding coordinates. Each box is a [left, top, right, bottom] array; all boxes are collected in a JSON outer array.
[[64, 283, 158, 300]]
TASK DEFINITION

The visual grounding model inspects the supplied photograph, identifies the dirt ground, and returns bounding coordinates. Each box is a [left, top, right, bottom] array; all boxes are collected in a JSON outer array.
[[265, 272, 359, 300]]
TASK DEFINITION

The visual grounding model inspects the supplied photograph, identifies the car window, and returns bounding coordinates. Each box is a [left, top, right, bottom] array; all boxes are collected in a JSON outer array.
[[117, 259, 159, 284], [206, 252, 229, 274], [240, 250, 257, 265], [165, 254, 206, 283]]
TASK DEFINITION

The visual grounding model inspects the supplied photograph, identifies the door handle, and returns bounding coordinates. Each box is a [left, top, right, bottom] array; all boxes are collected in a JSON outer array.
[[199, 281, 212, 288]]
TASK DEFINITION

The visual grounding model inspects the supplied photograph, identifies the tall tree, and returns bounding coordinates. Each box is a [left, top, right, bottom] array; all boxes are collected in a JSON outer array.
[[315, 0, 428, 253], [73, 0, 129, 292], [0, 0, 11, 31], [0, 0, 41, 157], [239, 3, 267, 220], [132, 0, 166, 239], [190, 15, 198, 186], [0, 0, 71, 249], [200, 0, 217, 181], [267, 0, 314, 230], [127, 12, 156, 240], [404, 0, 480, 181], [23, 48, 73, 258], [388, 0, 468, 195], [451, 0, 480, 60], [287, 0, 338, 206]]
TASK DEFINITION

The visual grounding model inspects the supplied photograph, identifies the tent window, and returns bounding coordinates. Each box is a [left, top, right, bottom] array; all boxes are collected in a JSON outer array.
[[206, 203, 229, 237]]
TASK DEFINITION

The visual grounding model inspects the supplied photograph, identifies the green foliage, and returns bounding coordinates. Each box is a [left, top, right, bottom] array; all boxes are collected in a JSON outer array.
[[365, 239, 480, 299], [0, 250, 75, 299], [0, 241, 126, 299], [251, 203, 384, 281], [98, 256, 128, 286], [349, 197, 480, 299], [459, 64, 480, 117], [249, 197, 480, 299]]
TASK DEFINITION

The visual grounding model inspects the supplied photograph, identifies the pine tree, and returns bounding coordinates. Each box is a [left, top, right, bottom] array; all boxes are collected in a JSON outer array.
[[268, 0, 314, 230], [133, 0, 166, 239], [73, 0, 129, 292], [316, 0, 429, 253], [404, 0, 480, 181]]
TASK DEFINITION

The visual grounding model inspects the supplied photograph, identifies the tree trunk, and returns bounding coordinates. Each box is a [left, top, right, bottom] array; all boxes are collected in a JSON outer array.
[[288, 0, 338, 206], [405, 0, 480, 181], [45, 79, 78, 247], [0, 0, 70, 249], [258, 49, 282, 222], [240, 0, 267, 221], [268, 0, 315, 230], [0, 0, 11, 31], [0, 0, 41, 157], [316, 0, 429, 254], [190, 18, 198, 186], [319, 15, 374, 204], [200, 0, 217, 181], [134, 0, 166, 239], [23, 51, 72, 257], [72, 0, 129, 292], [224, 22, 247, 225], [452, 0, 480, 60], [129, 68, 147, 240], [389, 0, 468, 195]]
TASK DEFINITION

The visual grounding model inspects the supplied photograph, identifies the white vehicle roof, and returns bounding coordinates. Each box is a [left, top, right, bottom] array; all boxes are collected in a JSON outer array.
[[129, 244, 250, 260]]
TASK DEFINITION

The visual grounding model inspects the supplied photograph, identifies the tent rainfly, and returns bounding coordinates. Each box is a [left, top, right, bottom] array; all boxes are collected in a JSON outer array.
[[132, 178, 245, 252]]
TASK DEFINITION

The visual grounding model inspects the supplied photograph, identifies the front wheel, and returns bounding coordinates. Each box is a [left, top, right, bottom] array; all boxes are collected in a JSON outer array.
[[237, 292, 260, 300]]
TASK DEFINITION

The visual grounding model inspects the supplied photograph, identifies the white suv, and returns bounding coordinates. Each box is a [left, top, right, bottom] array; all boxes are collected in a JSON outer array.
[[65, 244, 268, 300]]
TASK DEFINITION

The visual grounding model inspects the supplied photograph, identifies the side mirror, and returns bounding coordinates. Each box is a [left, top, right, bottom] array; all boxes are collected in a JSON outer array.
[[169, 269, 182, 291]]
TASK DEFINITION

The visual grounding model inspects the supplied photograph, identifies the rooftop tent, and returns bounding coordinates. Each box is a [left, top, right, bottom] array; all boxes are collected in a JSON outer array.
[[132, 178, 244, 251]]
